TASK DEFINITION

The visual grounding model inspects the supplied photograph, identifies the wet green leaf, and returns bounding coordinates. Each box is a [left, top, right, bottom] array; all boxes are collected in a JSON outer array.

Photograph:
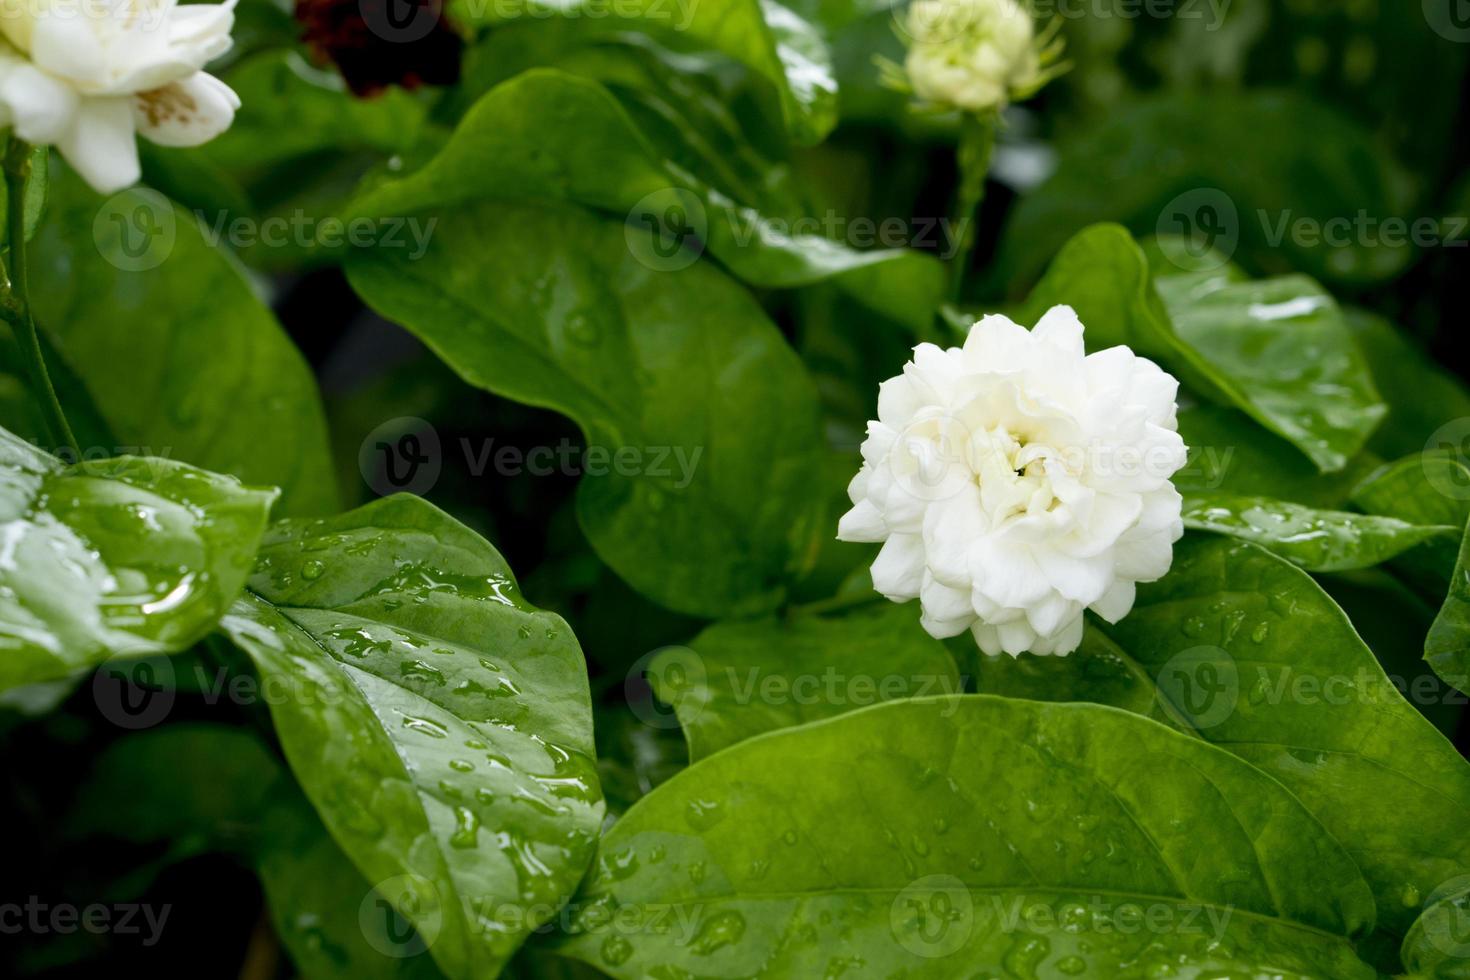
[[259, 788, 449, 980], [651, 602, 961, 760], [1401, 877, 1470, 980], [352, 69, 943, 335], [1017, 224, 1386, 472], [219, 495, 604, 980], [1181, 491, 1454, 572], [1352, 456, 1470, 696], [346, 199, 824, 618], [25, 164, 339, 516], [976, 535, 1470, 947], [0, 425, 277, 691], [452, 0, 837, 145], [549, 696, 1377, 978], [1175, 406, 1379, 509]]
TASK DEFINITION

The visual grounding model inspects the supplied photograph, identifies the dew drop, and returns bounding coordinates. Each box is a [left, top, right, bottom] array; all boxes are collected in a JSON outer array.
[[1001, 934, 1050, 980], [685, 798, 725, 831], [450, 806, 480, 849], [690, 910, 746, 955], [600, 934, 632, 966]]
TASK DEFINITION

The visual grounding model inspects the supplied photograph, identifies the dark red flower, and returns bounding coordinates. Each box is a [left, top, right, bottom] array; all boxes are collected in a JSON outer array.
[[296, 0, 464, 96]]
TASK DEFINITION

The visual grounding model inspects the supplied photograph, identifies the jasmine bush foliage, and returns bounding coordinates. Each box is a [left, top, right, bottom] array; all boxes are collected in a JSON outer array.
[[1, 0, 1469, 978]]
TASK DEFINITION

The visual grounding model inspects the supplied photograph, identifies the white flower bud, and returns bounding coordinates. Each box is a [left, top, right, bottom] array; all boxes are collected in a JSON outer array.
[[902, 0, 1046, 112]]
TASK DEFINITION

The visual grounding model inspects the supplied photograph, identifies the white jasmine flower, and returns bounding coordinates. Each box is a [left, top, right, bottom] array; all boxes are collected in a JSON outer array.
[[838, 306, 1187, 657], [896, 0, 1063, 113], [0, 0, 239, 193]]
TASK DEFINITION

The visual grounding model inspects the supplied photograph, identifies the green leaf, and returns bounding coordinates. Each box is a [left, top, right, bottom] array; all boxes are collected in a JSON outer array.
[[651, 602, 960, 761], [1351, 456, 1470, 696], [1425, 527, 1470, 699], [548, 696, 1376, 978], [259, 788, 448, 980], [1017, 224, 1386, 472], [999, 91, 1413, 287], [452, 0, 837, 145], [1181, 491, 1455, 572], [1318, 571, 1464, 741], [219, 495, 604, 980], [1347, 309, 1470, 461], [25, 163, 339, 517], [1351, 456, 1469, 588], [1175, 406, 1379, 509], [345, 198, 824, 618], [351, 69, 943, 335], [0, 145, 47, 249], [976, 535, 1470, 946], [1154, 271, 1386, 472], [0, 425, 277, 691]]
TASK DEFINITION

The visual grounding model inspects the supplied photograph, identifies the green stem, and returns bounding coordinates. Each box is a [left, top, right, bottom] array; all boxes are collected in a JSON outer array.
[[947, 111, 998, 305], [1, 138, 77, 457]]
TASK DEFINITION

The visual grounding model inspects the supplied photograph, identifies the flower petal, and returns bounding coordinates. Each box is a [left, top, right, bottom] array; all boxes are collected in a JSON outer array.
[[56, 96, 140, 193], [0, 54, 78, 143], [134, 72, 237, 147], [870, 533, 925, 600]]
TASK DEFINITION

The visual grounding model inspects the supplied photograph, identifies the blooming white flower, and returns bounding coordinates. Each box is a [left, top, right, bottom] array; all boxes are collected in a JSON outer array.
[[0, 0, 239, 193], [838, 306, 1187, 657], [900, 0, 1052, 113]]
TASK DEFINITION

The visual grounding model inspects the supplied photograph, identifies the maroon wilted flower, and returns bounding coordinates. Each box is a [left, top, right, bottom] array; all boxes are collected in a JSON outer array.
[[296, 0, 464, 95]]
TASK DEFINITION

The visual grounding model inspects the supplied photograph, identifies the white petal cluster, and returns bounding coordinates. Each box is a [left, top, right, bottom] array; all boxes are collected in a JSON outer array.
[[902, 0, 1042, 113], [838, 306, 1187, 657], [0, 0, 239, 193]]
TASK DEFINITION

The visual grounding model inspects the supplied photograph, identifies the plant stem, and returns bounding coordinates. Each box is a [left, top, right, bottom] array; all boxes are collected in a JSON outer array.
[[947, 111, 998, 305], [1, 138, 77, 456]]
